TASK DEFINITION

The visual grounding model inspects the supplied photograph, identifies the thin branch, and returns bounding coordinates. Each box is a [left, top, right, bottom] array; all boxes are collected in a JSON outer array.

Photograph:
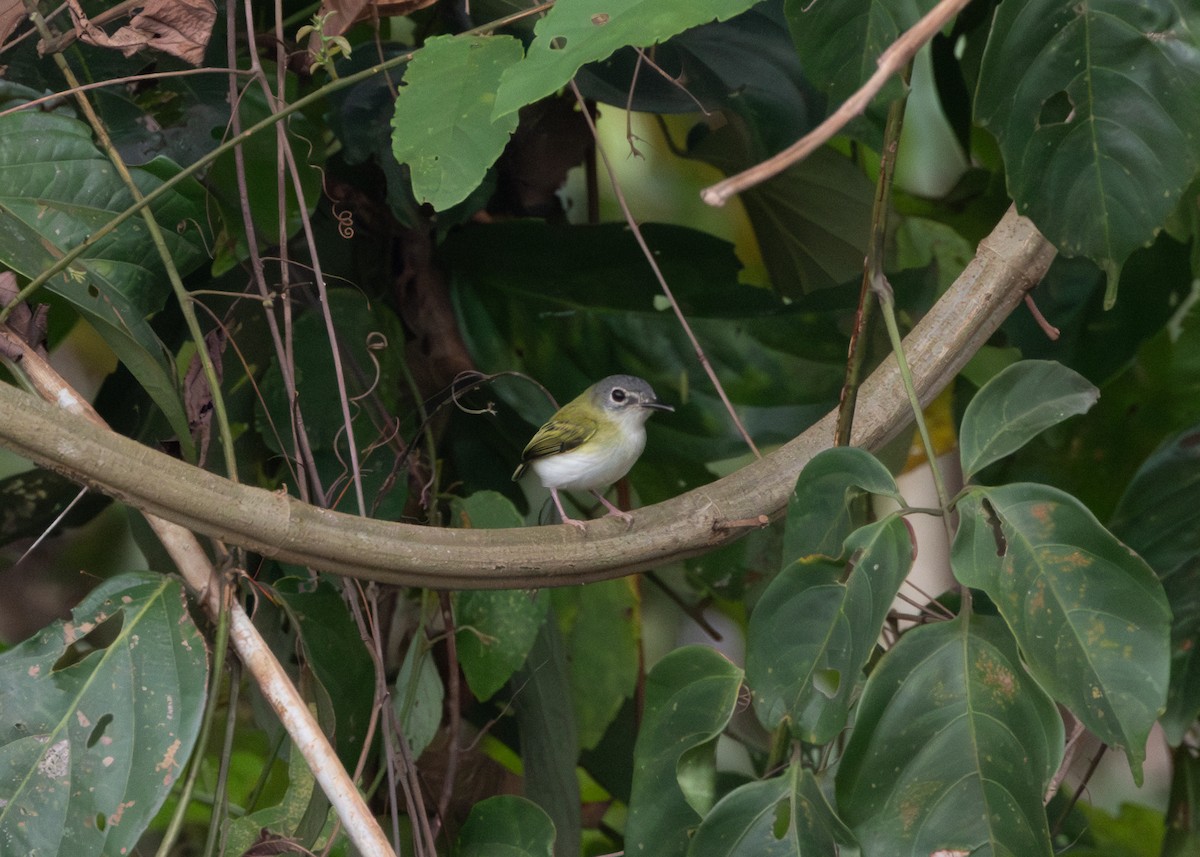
[[700, 0, 972, 207], [568, 79, 762, 459]]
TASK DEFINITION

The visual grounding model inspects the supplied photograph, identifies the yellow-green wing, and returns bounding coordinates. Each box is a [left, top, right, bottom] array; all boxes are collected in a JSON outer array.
[[512, 416, 598, 480]]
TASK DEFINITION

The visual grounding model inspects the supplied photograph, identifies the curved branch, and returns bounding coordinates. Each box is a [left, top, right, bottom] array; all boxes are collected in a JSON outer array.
[[0, 207, 1054, 589]]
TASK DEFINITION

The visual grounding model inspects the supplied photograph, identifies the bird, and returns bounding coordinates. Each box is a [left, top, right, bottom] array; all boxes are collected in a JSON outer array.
[[512, 375, 673, 529]]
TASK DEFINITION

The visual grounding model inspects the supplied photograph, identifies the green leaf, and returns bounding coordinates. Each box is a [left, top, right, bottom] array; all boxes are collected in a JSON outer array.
[[492, 0, 763, 119], [836, 614, 1062, 857], [394, 633, 444, 760], [786, 0, 937, 136], [552, 578, 640, 750], [689, 125, 873, 297], [455, 795, 556, 857], [782, 446, 906, 562], [687, 765, 854, 857], [748, 516, 914, 743], [953, 483, 1171, 782], [0, 111, 209, 446], [1109, 423, 1200, 575], [0, 572, 208, 857], [391, 34, 523, 211], [222, 745, 317, 857], [453, 492, 548, 701], [511, 610, 580, 856], [1163, 746, 1200, 857], [273, 577, 375, 768], [625, 645, 744, 857], [958, 359, 1099, 481], [1154, 559, 1200, 746], [975, 0, 1200, 305]]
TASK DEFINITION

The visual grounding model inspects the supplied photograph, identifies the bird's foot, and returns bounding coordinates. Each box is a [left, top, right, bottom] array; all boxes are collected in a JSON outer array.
[[593, 492, 634, 528]]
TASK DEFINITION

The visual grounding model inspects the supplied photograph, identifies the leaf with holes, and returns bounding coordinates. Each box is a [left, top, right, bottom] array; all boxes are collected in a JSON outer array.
[[625, 645, 744, 857], [688, 762, 854, 856], [391, 34, 523, 211], [492, 0, 763, 119], [976, 0, 1200, 305], [747, 516, 914, 744], [953, 483, 1171, 782], [0, 572, 208, 857]]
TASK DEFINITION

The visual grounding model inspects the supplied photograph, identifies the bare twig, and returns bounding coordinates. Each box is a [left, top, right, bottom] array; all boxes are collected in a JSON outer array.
[[701, 0, 972, 206]]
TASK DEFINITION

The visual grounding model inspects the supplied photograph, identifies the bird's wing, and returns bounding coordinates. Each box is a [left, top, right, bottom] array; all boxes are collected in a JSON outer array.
[[512, 416, 597, 480]]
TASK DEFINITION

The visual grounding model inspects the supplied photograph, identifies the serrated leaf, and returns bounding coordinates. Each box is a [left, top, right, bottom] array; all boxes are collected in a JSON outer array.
[[455, 795, 556, 857], [959, 360, 1099, 480], [836, 614, 1062, 857], [687, 765, 854, 857], [0, 572, 208, 857], [0, 112, 209, 447], [492, 0, 762, 119], [222, 745, 316, 857], [391, 34, 523, 210], [626, 646, 744, 857], [953, 483, 1171, 782], [975, 0, 1200, 305], [783, 446, 906, 562], [748, 516, 914, 744]]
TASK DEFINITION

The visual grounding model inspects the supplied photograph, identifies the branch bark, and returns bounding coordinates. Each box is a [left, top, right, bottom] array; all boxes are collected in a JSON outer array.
[[0, 207, 1054, 590]]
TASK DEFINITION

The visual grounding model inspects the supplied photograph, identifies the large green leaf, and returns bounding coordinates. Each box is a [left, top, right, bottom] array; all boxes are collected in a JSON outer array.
[[953, 483, 1171, 781], [782, 446, 906, 561], [625, 646, 744, 857], [748, 516, 913, 744], [1108, 424, 1200, 744], [786, 0, 937, 137], [455, 795, 556, 857], [511, 610, 580, 857], [836, 614, 1062, 857], [391, 34, 523, 211], [272, 577, 375, 768], [689, 124, 873, 297], [1154, 559, 1200, 746], [1109, 423, 1200, 575], [492, 0, 762, 119], [0, 572, 208, 857], [958, 359, 1098, 481], [975, 0, 1200, 305], [687, 765, 854, 857], [453, 492, 550, 700], [551, 578, 640, 750], [394, 633, 444, 760], [0, 111, 209, 445]]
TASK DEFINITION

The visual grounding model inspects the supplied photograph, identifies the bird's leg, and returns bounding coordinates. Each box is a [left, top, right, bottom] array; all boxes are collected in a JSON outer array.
[[591, 490, 634, 527], [550, 488, 587, 531]]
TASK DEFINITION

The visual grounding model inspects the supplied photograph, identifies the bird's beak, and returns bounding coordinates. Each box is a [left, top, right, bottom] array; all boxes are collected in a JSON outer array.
[[642, 400, 674, 413]]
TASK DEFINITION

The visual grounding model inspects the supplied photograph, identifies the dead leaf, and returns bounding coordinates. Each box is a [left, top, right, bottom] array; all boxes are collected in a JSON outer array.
[[183, 327, 226, 468], [64, 0, 215, 66], [0, 0, 25, 49]]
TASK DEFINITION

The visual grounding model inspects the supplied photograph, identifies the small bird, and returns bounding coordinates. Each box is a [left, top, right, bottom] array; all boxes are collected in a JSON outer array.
[[513, 375, 673, 529]]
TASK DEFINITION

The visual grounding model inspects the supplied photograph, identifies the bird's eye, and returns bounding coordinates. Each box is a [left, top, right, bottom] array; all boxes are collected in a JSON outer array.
[[611, 388, 627, 403]]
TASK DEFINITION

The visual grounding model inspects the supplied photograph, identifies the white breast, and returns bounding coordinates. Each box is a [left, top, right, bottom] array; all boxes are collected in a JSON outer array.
[[530, 421, 648, 492]]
